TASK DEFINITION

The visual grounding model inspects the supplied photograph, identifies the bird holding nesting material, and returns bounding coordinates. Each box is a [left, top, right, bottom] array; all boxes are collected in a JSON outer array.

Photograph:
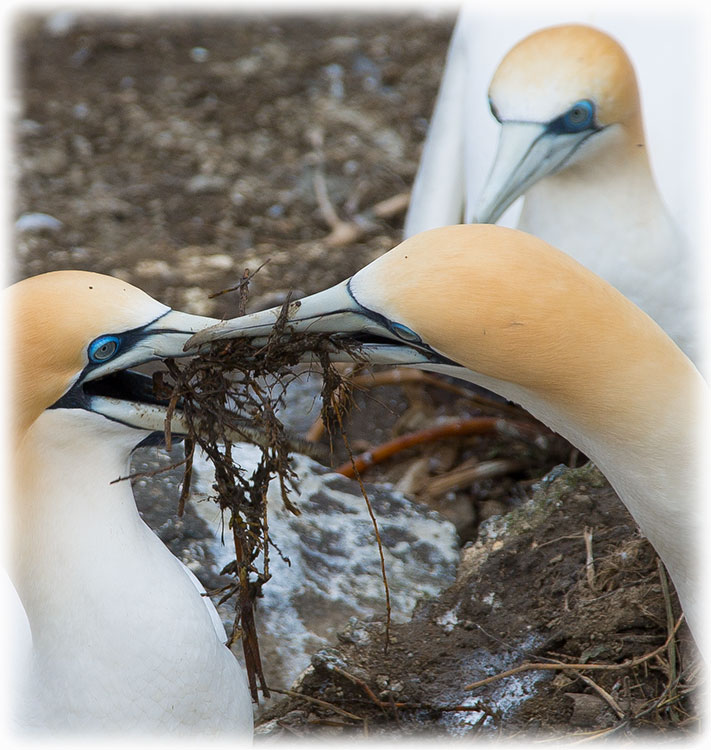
[[405, 19, 698, 362], [6, 271, 253, 735], [188, 224, 707, 659]]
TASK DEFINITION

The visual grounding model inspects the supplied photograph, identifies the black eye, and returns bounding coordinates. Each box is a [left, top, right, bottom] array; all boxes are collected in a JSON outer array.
[[562, 99, 595, 132], [391, 322, 421, 343], [88, 335, 120, 363]]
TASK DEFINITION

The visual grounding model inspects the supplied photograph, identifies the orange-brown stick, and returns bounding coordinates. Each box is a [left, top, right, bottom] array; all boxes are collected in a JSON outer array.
[[335, 417, 501, 478]]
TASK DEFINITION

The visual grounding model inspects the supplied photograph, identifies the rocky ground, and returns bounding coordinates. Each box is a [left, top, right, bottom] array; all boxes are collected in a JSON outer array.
[[13, 11, 702, 742]]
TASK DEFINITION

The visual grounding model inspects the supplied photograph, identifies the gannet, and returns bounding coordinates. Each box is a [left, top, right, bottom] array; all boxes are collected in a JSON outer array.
[[7, 271, 253, 735], [405, 17, 698, 362], [188, 225, 706, 657]]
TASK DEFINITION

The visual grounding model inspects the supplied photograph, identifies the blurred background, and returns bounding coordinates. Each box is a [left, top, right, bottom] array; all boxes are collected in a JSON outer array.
[[13, 10, 453, 311]]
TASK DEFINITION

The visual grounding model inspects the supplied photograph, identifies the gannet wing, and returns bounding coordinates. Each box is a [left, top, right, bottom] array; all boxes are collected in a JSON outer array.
[[403, 13, 468, 237], [178, 561, 228, 643], [2, 569, 32, 670]]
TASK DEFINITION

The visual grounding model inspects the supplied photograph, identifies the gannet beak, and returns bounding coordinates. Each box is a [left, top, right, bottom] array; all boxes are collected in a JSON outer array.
[[58, 308, 222, 435], [186, 280, 371, 346], [77, 306, 320, 451], [185, 279, 462, 372], [472, 121, 595, 224], [82, 309, 221, 384]]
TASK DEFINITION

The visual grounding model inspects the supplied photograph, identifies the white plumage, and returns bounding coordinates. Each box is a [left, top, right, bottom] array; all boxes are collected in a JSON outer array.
[[7, 271, 253, 736], [405, 12, 699, 363]]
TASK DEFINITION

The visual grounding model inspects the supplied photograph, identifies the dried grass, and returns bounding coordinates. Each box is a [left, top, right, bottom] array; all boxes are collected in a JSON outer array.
[[155, 297, 370, 700]]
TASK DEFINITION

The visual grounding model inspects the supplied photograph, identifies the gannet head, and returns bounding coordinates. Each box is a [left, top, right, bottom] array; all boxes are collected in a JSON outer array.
[[8, 270, 219, 443], [187, 224, 680, 427], [474, 24, 642, 224]]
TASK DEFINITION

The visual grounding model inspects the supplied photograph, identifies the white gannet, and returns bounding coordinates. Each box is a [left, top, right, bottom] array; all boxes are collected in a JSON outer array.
[[188, 224, 706, 658], [7, 270, 253, 735], [405, 17, 698, 362]]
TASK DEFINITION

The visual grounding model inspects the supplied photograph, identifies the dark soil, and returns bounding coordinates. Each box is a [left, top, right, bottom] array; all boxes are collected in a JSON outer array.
[[256, 464, 699, 740], [13, 11, 701, 741]]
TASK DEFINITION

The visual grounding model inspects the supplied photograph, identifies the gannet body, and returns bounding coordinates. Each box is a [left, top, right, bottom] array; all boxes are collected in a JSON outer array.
[[190, 225, 706, 657], [8, 271, 253, 735], [405, 16, 698, 361]]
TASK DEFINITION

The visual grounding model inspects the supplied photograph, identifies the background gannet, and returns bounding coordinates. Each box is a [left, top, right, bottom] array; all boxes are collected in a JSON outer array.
[[404, 16, 699, 362], [7, 270, 253, 735], [189, 224, 706, 658]]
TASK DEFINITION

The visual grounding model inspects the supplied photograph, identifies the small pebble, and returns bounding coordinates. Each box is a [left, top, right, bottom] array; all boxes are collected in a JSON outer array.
[[69, 247, 90, 261], [190, 47, 210, 63], [15, 212, 63, 234], [181, 287, 215, 316], [18, 119, 44, 136], [186, 174, 227, 194], [135, 259, 172, 278], [323, 63, 344, 99], [73, 103, 89, 120], [45, 10, 78, 36]]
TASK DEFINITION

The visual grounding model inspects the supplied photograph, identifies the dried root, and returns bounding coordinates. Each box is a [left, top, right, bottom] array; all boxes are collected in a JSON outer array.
[[157, 297, 364, 701]]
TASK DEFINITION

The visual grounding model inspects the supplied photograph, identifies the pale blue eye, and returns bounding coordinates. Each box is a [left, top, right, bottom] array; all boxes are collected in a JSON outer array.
[[88, 335, 120, 363], [562, 100, 594, 132], [391, 322, 421, 343], [547, 99, 596, 135]]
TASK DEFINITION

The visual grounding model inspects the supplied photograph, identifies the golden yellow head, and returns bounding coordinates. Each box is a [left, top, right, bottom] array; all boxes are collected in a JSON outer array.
[[489, 24, 640, 128], [7, 270, 168, 437], [351, 225, 684, 418]]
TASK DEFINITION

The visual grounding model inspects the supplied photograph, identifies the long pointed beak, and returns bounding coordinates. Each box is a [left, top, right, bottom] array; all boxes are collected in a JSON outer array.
[[84, 309, 221, 384], [185, 279, 467, 374], [185, 280, 383, 349], [79, 308, 327, 457], [89, 392, 324, 457], [472, 122, 592, 224], [142, 308, 223, 354]]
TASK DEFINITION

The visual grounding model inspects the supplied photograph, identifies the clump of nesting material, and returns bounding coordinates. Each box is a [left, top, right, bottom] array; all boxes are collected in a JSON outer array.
[[155, 298, 362, 701]]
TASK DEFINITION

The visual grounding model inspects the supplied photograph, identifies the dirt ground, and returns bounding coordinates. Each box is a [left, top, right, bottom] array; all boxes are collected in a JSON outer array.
[[15, 12, 451, 306], [258, 464, 699, 739], [13, 11, 701, 741]]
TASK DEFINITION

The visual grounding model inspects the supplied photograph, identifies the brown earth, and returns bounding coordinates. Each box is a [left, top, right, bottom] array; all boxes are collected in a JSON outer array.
[[258, 464, 699, 739], [13, 12, 701, 741]]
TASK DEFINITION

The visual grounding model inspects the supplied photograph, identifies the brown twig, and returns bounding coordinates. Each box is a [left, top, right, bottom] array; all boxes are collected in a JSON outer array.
[[330, 664, 386, 707], [308, 127, 409, 248], [266, 687, 364, 721], [657, 560, 679, 714], [335, 417, 506, 478], [109, 455, 191, 484], [304, 363, 357, 442], [336, 414, 392, 651], [229, 517, 270, 702], [327, 664, 495, 718], [177, 438, 194, 517], [576, 673, 625, 720], [464, 615, 684, 691], [268, 682, 494, 728], [583, 526, 596, 591], [208, 259, 270, 300], [424, 458, 525, 497]]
